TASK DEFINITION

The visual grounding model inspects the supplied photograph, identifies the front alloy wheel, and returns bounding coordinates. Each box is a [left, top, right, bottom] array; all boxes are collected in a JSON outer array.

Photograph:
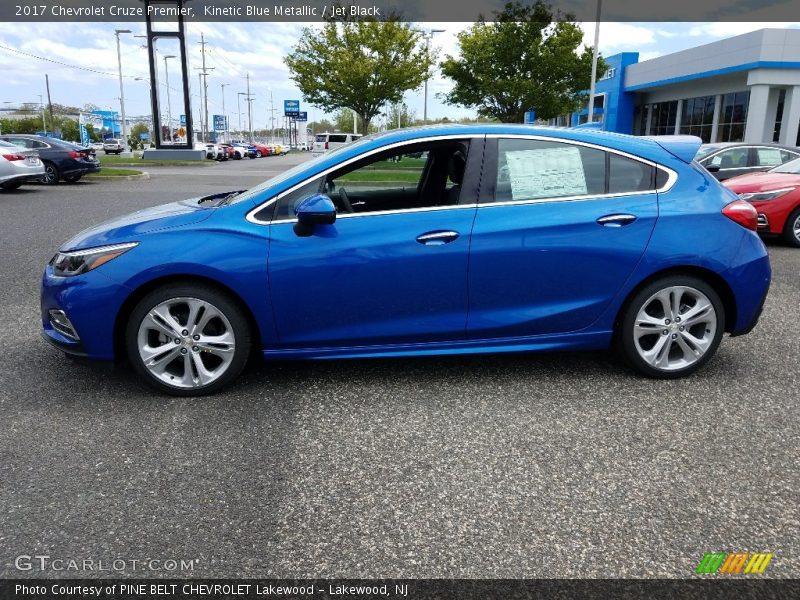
[[619, 276, 724, 378], [784, 208, 800, 248], [126, 285, 251, 395]]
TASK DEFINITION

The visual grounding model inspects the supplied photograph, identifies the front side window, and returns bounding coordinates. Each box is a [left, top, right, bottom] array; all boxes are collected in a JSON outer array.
[[322, 140, 470, 215], [705, 148, 748, 169]]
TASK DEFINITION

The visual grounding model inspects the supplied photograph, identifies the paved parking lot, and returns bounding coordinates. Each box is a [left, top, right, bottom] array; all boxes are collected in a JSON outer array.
[[0, 156, 798, 578]]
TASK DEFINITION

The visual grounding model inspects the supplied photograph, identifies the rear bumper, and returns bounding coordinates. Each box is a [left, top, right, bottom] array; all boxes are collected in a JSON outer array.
[[724, 232, 771, 336]]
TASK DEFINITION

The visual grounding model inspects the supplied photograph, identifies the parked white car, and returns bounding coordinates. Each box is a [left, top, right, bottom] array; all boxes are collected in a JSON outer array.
[[312, 132, 362, 155], [0, 140, 45, 190]]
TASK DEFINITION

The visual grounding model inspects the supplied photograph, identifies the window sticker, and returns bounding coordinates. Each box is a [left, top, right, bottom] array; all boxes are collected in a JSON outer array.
[[504, 146, 587, 200]]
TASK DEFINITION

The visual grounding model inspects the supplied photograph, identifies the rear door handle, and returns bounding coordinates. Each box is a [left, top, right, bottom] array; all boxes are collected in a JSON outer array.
[[597, 214, 637, 227], [416, 230, 460, 246]]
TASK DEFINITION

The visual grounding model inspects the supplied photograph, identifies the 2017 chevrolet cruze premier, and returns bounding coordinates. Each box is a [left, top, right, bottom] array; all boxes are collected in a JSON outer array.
[[41, 125, 771, 396]]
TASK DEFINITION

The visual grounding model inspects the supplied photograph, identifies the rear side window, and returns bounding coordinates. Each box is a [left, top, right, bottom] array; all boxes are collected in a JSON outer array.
[[608, 153, 655, 193], [328, 135, 347, 143], [495, 139, 606, 202], [315, 135, 326, 142], [755, 147, 785, 167]]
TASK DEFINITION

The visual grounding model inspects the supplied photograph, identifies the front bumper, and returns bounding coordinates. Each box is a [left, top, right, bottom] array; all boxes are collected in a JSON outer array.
[[40, 264, 127, 360]]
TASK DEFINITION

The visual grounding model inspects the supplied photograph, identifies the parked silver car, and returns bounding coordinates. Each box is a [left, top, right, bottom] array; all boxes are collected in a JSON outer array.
[[0, 140, 45, 190]]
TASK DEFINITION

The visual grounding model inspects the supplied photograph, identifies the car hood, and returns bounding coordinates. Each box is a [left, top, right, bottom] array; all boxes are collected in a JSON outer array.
[[723, 172, 800, 193], [60, 198, 215, 251]]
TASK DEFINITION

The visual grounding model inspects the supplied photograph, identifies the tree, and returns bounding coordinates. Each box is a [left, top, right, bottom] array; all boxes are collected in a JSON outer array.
[[285, 16, 434, 134], [440, 1, 605, 123], [385, 103, 416, 129], [307, 119, 336, 133]]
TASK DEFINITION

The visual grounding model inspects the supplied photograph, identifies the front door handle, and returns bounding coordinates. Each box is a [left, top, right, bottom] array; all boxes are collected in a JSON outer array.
[[597, 214, 637, 227], [416, 230, 460, 246]]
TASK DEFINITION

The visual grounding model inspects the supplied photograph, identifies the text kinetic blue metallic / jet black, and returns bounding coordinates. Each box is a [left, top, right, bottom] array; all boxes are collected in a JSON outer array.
[[41, 124, 771, 395]]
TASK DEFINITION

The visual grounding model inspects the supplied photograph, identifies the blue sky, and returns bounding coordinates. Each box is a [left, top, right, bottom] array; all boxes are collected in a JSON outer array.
[[1, 21, 799, 128]]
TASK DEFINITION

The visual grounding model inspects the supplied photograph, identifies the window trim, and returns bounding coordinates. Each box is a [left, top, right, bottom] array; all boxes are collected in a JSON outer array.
[[246, 134, 677, 225]]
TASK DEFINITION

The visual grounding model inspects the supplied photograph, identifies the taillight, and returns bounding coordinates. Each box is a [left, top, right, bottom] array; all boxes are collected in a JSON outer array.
[[722, 199, 758, 231], [2, 153, 25, 161], [324, 141, 329, 149], [68, 151, 82, 158]]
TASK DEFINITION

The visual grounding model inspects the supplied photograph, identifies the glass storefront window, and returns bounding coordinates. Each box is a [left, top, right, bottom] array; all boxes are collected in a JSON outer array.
[[649, 101, 678, 136], [680, 95, 715, 142], [717, 91, 750, 142]]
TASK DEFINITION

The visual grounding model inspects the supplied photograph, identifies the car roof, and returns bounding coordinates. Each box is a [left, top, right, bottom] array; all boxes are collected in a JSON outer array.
[[317, 124, 688, 168], [700, 141, 799, 150]]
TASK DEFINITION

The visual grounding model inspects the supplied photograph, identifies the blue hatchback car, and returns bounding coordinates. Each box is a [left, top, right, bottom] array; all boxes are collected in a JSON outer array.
[[41, 125, 771, 395]]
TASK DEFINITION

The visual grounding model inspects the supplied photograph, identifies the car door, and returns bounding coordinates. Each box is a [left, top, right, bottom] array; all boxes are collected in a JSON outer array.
[[266, 137, 483, 348], [467, 137, 662, 338]]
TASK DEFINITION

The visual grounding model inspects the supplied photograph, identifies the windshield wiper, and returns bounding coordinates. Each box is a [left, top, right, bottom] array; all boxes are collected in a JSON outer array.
[[197, 190, 245, 207]]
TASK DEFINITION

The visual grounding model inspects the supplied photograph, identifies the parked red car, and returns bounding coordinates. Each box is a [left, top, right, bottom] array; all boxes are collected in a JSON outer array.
[[218, 143, 236, 160], [723, 158, 800, 247], [251, 143, 271, 157]]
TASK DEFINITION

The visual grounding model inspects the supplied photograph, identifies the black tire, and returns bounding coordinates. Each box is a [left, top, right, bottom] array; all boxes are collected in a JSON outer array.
[[782, 208, 800, 248], [104, 151, 109, 155], [40, 161, 60, 185], [256, 151, 262, 158], [63, 175, 82, 183], [125, 283, 252, 396], [1, 180, 23, 190], [617, 275, 725, 379]]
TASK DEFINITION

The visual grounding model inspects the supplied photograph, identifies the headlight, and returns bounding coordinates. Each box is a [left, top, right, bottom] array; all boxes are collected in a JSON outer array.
[[738, 187, 795, 202], [50, 242, 138, 277]]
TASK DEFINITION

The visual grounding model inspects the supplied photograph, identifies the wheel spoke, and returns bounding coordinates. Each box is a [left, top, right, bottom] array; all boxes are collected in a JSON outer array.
[[680, 298, 712, 326], [642, 334, 670, 367], [197, 331, 235, 356], [191, 352, 216, 386], [681, 329, 711, 354], [653, 290, 674, 321], [145, 346, 182, 374], [149, 306, 182, 337]]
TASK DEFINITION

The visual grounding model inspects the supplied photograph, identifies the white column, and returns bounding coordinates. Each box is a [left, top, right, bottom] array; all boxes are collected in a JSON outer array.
[[779, 85, 800, 146], [645, 104, 653, 136], [673, 100, 683, 135], [710, 94, 722, 142], [744, 85, 773, 142]]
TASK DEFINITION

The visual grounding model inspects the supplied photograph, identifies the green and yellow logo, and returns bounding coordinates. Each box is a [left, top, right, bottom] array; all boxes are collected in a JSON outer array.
[[697, 552, 773, 575]]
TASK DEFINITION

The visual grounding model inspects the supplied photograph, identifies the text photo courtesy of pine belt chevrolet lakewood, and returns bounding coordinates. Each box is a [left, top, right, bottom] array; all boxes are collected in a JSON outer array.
[[40, 125, 771, 396]]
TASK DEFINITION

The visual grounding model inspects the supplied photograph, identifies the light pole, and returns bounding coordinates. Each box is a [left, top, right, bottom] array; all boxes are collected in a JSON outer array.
[[114, 29, 132, 152], [37, 94, 47, 134], [237, 92, 246, 138], [163, 54, 177, 142], [587, 0, 602, 124], [220, 83, 229, 142], [134, 77, 154, 146], [420, 29, 444, 123]]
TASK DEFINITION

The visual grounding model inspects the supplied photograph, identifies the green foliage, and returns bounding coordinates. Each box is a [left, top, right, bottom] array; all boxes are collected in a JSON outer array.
[[285, 17, 434, 134], [385, 103, 416, 129], [440, 1, 605, 122]]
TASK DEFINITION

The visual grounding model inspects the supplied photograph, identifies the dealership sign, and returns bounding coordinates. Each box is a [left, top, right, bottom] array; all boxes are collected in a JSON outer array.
[[284, 100, 300, 116]]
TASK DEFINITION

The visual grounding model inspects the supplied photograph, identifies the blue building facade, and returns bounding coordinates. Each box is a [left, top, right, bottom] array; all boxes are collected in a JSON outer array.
[[570, 52, 639, 134]]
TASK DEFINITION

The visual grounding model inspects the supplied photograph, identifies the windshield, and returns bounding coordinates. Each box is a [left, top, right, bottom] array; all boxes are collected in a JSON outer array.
[[227, 133, 378, 205], [770, 157, 800, 174]]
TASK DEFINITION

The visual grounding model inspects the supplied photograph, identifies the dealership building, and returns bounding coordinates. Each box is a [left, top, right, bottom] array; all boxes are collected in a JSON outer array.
[[558, 28, 800, 146]]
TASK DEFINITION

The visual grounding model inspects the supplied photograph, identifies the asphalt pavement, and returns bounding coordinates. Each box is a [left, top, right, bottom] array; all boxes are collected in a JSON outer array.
[[0, 155, 797, 578]]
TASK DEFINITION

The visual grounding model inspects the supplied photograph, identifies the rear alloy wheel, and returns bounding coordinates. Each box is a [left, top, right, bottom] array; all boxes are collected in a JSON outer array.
[[40, 161, 60, 185], [619, 276, 724, 378], [256, 150, 262, 158], [126, 285, 251, 396], [783, 208, 800, 248]]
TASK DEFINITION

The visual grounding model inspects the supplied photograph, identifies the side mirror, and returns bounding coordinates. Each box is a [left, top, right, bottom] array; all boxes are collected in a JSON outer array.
[[294, 194, 336, 236], [705, 164, 720, 173]]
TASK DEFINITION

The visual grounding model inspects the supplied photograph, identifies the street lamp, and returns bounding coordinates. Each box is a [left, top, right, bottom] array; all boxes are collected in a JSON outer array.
[[162, 55, 177, 142], [114, 29, 132, 152], [586, 0, 602, 124], [134, 77, 154, 146], [237, 92, 247, 137], [220, 83, 229, 142], [38, 94, 47, 134], [420, 29, 444, 123]]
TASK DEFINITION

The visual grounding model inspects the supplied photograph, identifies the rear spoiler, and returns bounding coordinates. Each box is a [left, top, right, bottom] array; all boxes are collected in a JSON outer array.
[[645, 135, 702, 164]]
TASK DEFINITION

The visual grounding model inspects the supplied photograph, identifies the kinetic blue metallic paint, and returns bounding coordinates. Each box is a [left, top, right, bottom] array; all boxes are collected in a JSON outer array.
[[41, 125, 771, 366]]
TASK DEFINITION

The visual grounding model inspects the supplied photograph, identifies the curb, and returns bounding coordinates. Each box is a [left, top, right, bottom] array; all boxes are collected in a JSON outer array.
[[86, 172, 150, 181]]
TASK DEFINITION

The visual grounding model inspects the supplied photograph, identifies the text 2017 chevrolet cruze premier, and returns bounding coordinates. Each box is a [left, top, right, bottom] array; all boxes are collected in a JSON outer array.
[[41, 125, 771, 396]]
